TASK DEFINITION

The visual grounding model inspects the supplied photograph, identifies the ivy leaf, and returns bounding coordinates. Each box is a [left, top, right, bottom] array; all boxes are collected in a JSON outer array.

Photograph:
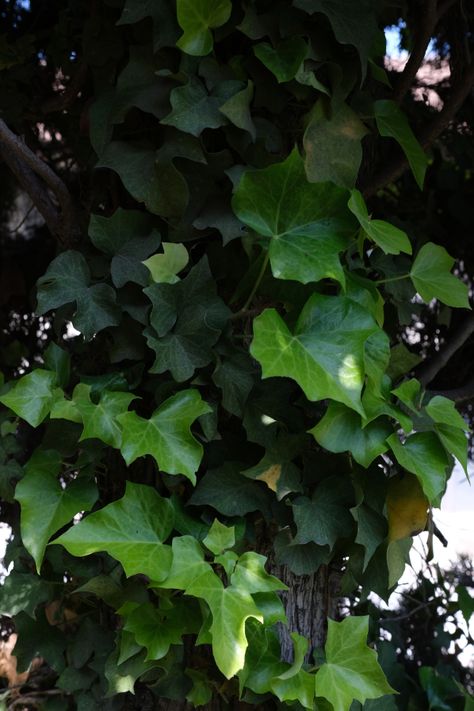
[[387, 473, 428, 542], [189, 462, 272, 519], [176, 0, 232, 56], [53, 482, 174, 582], [348, 190, 412, 255], [0, 572, 51, 619], [0, 369, 61, 427], [36, 251, 121, 339], [274, 528, 330, 575], [351, 502, 388, 571], [230, 552, 286, 594], [71, 384, 137, 449], [254, 38, 308, 83], [272, 669, 316, 709], [143, 243, 189, 284], [187, 573, 263, 679], [88, 209, 161, 288], [161, 77, 228, 137], [16, 449, 98, 572], [391, 378, 421, 412], [387, 432, 450, 504], [304, 101, 368, 189], [409, 243, 470, 308], [121, 600, 198, 661], [251, 294, 384, 415], [425, 395, 469, 472], [117, 0, 179, 52], [311, 402, 392, 468], [316, 616, 394, 711], [117, 389, 210, 483], [219, 81, 256, 139], [203, 519, 235, 555], [374, 100, 428, 190], [232, 148, 355, 287], [293, 475, 354, 550], [294, 0, 378, 77], [212, 350, 255, 416], [144, 257, 230, 381]]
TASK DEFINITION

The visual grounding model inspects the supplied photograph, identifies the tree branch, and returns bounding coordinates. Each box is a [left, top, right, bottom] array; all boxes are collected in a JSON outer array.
[[392, 0, 438, 104], [416, 313, 474, 386], [363, 60, 474, 197], [431, 376, 474, 403], [0, 118, 80, 244]]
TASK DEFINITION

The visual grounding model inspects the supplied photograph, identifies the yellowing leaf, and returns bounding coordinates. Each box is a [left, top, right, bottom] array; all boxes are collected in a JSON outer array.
[[257, 464, 282, 492], [387, 473, 429, 542]]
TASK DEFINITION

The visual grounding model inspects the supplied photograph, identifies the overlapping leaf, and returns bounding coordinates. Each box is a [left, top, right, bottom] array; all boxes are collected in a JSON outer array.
[[233, 148, 356, 287], [251, 293, 385, 415]]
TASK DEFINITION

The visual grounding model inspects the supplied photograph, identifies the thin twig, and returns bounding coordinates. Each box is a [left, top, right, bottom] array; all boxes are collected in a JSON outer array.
[[416, 313, 474, 386]]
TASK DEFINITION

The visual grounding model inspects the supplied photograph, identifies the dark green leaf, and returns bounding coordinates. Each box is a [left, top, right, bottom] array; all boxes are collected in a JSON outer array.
[[254, 38, 308, 83], [410, 243, 470, 308], [293, 475, 354, 549]]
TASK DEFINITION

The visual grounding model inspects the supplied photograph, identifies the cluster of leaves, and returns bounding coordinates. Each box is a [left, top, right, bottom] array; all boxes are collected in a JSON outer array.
[[0, 0, 473, 709]]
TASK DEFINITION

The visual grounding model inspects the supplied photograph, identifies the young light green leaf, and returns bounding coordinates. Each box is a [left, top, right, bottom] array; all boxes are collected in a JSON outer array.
[[391, 378, 421, 412], [53, 482, 174, 582], [232, 148, 355, 287], [311, 402, 392, 468], [203, 519, 235, 555], [410, 243, 470, 308], [316, 616, 394, 711], [348, 190, 412, 255], [143, 243, 189, 284], [16, 449, 98, 572], [251, 293, 384, 415], [118, 390, 211, 483], [304, 101, 368, 189], [70, 384, 137, 449], [230, 552, 286, 594], [387, 432, 450, 504], [374, 100, 428, 190], [176, 0, 232, 56], [0, 370, 61, 427], [254, 38, 308, 83]]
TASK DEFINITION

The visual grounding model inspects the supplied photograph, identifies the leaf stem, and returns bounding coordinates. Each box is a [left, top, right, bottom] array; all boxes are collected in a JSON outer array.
[[236, 251, 270, 315], [375, 273, 410, 285]]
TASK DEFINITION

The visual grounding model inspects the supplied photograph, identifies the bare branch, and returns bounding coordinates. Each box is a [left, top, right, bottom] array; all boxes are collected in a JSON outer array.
[[431, 375, 474, 403], [0, 118, 80, 244], [363, 60, 474, 197], [392, 0, 438, 104], [416, 313, 474, 386]]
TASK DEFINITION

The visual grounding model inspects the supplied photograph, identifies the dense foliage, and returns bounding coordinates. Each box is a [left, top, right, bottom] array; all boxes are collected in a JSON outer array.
[[0, 0, 473, 708]]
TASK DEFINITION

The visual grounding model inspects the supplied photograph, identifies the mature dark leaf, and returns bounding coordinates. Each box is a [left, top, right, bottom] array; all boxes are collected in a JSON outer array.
[[189, 462, 272, 518], [293, 475, 355, 549]]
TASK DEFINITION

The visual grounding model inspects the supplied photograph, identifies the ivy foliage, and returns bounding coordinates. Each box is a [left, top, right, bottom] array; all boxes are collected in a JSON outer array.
[[0, 0, 472, 709]]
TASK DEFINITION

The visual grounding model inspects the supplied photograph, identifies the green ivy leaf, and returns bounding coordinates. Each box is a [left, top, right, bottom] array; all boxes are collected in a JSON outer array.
[[232, 148, 355, 287], [351, 502, 388, 571], [0, 572, 51, 619], [176, 0, 232, 56], [293, 475, 354, 550], [304, 101, 368, 189], [254, 38, 308, 83], [161, 77, 228, 136], [143, 242, 189, 284], [36, 251, 121, 339], [144, 257, 230, 381], [70, 384, 137, 449], [274, 528, 330, 575], [391, 378, 421, 412], [203, 519, 235, 555], [118, 389, 210, 483], [294, 0, 378, 77], [316, 616, 394, 711], [251, 294, 384, 415], [0, 369, 61, 427], [189, 462, 272, 518], [53, 482, 174, 581], [88, 209, 160, 288], [348, 190, 412, 255], [425, 395, 469, 472], [387, 432, 450, 504], [311, 402, 392, 468], [374, 100, 428, 190], [16, 449, 98, 572], [410, 243, 470, 308], [219, 80, 256, 139], [117, 0, 179, 52], [230, 552, 286, 594]]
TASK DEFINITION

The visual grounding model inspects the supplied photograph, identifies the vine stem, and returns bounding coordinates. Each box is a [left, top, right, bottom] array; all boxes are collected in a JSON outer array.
[[235, 251, 270, 316], [375, 273, 410, 284]]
